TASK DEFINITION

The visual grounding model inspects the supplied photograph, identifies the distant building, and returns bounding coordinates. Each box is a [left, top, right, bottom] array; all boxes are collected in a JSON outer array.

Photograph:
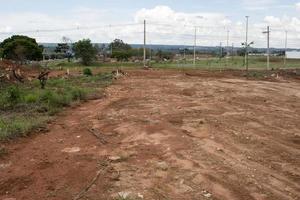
[[286, 51, 300, 59]]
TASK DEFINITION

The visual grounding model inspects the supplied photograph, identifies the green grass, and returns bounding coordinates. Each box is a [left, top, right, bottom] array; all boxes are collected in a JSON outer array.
[[0, 73, 112, 140], [150, 56, 300, 70], [0, 116, 49, 140], [48, 56, 300, 71]]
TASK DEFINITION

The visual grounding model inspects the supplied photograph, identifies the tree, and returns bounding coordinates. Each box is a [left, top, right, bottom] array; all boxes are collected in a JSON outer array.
[[72, 39, 97, 65], [108, 39, 132, 52], [55, 43, 69, 54], [0, 35, 43, 63], [55, 43, 73, 62], [112, 51, 131, 61]]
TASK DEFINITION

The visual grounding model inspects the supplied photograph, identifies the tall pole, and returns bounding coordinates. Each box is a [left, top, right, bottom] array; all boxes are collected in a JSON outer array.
[[194, 27, 197, 67], [220, 42, 223, 59], [227, 30, 230, 56], [245, 16, 249, 72], [143, 20, 146, 67], [263, 26, 270, 70], [226, 29, 230, 67], [231, 43, 234, 64], [267, 26, 270, 70], [284, 30, 288, 67], [149, 44, 152, 61]]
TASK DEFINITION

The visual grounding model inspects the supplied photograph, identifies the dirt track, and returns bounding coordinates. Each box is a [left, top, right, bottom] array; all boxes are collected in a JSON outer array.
[[0, 70, 300, 200]]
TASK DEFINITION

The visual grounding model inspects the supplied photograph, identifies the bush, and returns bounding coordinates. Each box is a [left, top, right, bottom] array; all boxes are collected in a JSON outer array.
[[0, 86, 22, 109], [7, 86, 21, 104], [83, 68, 93, 76]]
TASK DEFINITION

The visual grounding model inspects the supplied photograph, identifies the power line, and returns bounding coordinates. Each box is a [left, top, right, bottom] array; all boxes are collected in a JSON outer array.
[[0, 23, 143, 35]]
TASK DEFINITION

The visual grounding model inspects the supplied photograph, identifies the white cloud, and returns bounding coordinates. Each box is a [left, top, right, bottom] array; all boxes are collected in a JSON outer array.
[[0, 5, 299, 48], [296, 2, 300, 10]]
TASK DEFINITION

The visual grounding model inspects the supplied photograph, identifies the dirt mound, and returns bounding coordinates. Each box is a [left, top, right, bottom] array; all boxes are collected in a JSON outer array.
[[0, 60, 42, 83]]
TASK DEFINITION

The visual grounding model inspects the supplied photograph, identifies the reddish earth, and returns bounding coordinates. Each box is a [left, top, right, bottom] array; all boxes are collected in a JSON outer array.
[[0, 69, 299, 200]]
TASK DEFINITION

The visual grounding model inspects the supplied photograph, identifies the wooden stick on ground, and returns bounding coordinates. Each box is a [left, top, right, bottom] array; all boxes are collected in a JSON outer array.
[[73, 170, 102, 200], [88, 128, 108, 144]]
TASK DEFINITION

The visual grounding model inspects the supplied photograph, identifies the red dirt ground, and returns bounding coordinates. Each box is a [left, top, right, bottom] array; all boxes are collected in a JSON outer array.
[[0, 69, 299, 200]]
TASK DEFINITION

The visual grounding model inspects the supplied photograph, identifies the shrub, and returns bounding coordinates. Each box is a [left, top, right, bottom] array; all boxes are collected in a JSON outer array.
[[83, 68, 93, 76], [6, 85, 21, 104], [0, 86, 22, 109]]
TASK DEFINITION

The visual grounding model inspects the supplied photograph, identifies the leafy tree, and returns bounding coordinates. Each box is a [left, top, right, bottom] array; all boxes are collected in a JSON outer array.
[[108, 39, 132, 52], [112, 51, 131, 61], [0, 35, 43, 63], [72, 39, 97, 65], [0, 48, 3, 58], [55, 43, 69, 54], [55, 43, 73, 62]]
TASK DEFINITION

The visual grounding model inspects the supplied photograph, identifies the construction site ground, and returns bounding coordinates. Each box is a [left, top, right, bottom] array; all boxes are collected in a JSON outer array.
[[0, 69, 299, 200]]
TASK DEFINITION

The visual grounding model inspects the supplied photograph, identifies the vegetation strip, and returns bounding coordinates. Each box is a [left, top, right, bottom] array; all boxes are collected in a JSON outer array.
[[0, 73, 112, 140]]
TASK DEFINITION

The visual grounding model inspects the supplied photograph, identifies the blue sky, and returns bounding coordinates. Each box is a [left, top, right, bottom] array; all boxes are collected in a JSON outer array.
[[0, 0, 299, 47]]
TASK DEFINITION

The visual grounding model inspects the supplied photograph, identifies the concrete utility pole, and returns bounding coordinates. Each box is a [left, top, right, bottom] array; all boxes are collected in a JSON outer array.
[[220, 42, 223, 58], [231, 43, 234, 63], [149, 44, 152, 62], [263, 26, 270, 70], [143, 20, 146, 67], [284, 30, 288, 67], [226, 29, 230, 67], [245, 16, 249, 72], [194, 26, 197, 67], [227, 30, 230, 56]]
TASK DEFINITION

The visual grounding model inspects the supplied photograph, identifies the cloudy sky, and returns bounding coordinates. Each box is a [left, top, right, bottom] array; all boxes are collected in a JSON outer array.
[[0, 0, 300, 48]]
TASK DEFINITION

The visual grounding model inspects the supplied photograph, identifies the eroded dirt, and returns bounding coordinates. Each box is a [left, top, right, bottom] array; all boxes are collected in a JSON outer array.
[[0, 70, 299, 200]]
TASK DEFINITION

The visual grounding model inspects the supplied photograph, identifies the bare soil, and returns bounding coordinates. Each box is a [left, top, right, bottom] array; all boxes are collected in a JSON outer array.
[[0, 69, 299, 200]]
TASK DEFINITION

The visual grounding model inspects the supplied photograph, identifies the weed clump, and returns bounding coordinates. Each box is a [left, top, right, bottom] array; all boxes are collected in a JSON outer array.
[[83, 68, 93, 76]]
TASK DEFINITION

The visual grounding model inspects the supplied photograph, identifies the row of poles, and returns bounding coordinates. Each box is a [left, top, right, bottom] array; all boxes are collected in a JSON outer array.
[[142, 17, 290, 70]]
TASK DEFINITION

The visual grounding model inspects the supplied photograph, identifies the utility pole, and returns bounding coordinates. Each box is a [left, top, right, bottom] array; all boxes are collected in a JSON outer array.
[[226, 29, 230, 67], [263, 26, 270, 70], [284, 30, 288, 67], [231, 43, 234, 64], [149, 44, 152, 61], [143, 20, 146, 68], [194, 26, 197, 67], [220, 42, 223, 59], [227, 30, 230, 56], [245, 16, 249, 72], [109, 24, 113, 56]]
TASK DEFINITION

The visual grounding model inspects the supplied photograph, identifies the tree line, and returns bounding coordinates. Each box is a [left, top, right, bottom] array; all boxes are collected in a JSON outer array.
[[0, 35, 195, 66], [0, 36, 167, 65]]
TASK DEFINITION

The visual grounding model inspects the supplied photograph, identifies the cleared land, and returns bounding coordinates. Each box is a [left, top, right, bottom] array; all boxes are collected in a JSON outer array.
[[0, 69, 299, 200]]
